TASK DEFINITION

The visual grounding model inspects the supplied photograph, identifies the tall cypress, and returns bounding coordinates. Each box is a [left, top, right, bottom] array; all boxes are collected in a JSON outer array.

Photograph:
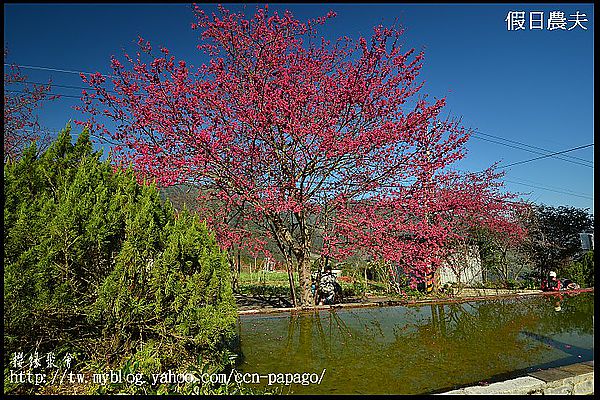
[[4, 125, 237, 393]]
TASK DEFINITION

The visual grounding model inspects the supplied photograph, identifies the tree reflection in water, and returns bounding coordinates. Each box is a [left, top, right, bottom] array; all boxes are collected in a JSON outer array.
[[238, 293, 593, 394]]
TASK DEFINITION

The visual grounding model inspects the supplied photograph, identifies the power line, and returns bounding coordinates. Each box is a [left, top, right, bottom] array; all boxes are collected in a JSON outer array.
[[473, 130, 592, 165], [4, 63, 118, 79], [497, 143, 594, 169], [449, 167, 593, 201], [471, 134, 592, 168], [9, 84, 594, 167], [510, 175, 593, 196], [18, 80, 106, 93], [503, 180, 593, 200], [6, 89, 82, 100], [6, 63, 594, 171], [471, 133, 593, 168], [16, 80, 118, 95], [6, 94, 596, 173], [18, 128, 584, 204]]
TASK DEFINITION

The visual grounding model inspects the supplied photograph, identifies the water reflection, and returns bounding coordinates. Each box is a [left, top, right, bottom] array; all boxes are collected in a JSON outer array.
[[238, 293, 593, 394]]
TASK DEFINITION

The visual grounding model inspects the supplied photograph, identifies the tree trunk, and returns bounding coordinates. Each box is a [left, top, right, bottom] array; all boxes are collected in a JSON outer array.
[[433, 267, 441, 293], [228, 250, 238, 292], [286, 260, 297, 308], [438, 304, 447, 336], [298, 256, 314, 307]]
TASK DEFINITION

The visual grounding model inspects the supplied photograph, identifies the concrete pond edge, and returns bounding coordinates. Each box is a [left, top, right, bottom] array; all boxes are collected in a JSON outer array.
[[437, 361, 594, 395]]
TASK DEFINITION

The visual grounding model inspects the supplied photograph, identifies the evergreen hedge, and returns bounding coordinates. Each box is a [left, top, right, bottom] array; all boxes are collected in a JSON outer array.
[[4, 125, 237, 394]]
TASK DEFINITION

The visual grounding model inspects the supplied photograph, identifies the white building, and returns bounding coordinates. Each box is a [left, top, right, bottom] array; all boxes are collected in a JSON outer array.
[[438, 245, 483, 286], [579, 232, 594, 251]]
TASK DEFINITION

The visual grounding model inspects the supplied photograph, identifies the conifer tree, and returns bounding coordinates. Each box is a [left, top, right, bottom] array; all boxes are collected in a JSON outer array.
[[4, 125, 237, 391]]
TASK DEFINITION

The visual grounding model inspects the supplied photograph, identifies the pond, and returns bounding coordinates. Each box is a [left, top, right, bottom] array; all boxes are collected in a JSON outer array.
[[237, 292, 594, 394]]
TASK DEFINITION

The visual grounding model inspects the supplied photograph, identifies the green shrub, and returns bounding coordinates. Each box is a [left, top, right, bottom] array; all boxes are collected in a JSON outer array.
[[560, 250, 594, 288], [4, 125, 237, 394]]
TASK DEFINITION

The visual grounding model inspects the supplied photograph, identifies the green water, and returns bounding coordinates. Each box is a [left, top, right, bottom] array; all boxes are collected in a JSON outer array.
[[237, 293, 594, 394]]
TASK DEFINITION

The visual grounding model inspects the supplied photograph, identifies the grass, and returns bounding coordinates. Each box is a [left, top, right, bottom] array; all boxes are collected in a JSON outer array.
[[235, 268, 450, 301], [238, 270, 298, 286], [235, 268, 402, 301]]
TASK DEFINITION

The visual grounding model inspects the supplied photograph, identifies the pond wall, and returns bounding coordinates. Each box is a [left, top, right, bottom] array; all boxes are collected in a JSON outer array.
[[439, 361, 594, 395]]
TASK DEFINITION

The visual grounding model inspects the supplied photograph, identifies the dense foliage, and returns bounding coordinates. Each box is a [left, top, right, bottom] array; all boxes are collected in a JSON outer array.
[[4, 126, 237, 394], [560, 250, 594, 288], [471, 204, 594, 288], [526, 205, 594, 277], [78, 5, 525, 305]]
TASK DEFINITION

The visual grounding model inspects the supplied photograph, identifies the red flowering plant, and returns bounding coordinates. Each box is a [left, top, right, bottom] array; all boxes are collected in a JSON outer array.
[[77, 5, 526, 305], [4, 48, 58, 162]]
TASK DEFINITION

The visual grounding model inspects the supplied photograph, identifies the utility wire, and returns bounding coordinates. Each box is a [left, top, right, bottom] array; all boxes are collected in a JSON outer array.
[[17, 80, 116, 94], [473, 130, 592, 165], [449, 167, 593, 201], [471, 133, 593, 168], [6, 63, 594, 167], [9, 126, 593, 201], [510, 176, 593, 197], [6, 63, 595, 181], [9, 79, 595, 167], [6, 89, 81, 99], [503, 180, 593, 200], [4, 63, 118, 79], [497, 143, 594, 169]]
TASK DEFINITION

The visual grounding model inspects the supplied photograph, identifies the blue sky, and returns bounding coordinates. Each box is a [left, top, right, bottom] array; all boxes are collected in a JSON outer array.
[[4, 3, 594, 213]]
